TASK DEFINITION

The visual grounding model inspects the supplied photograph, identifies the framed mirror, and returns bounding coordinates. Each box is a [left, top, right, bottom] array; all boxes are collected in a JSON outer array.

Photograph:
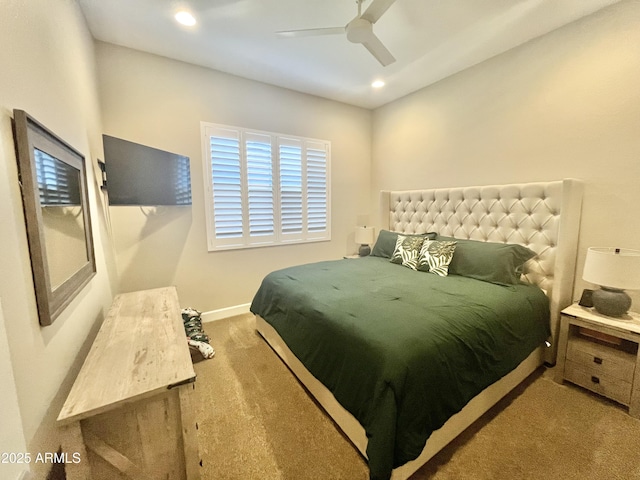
[[13, 110, 96, 326]]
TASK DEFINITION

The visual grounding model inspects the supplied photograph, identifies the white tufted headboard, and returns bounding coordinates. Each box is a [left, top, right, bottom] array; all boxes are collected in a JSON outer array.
[[379, 179, 584, 364]]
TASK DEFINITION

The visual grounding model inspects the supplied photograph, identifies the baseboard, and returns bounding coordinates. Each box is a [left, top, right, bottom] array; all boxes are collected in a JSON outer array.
[[201, 303, 251, 323]]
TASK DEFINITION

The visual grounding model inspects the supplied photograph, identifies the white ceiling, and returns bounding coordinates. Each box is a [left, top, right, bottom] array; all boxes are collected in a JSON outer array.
[[77, 0, 621, 109]]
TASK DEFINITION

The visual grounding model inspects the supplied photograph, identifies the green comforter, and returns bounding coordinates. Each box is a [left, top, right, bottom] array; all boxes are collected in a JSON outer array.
[[250, 256, 550, 479]]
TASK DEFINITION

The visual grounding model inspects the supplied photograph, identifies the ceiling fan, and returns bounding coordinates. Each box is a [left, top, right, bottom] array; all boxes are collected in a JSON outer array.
[[276, 0, 397, 67]]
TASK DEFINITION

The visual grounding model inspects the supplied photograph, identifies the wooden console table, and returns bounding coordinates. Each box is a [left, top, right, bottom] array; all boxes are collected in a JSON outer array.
[[57, 287, 200, 479]]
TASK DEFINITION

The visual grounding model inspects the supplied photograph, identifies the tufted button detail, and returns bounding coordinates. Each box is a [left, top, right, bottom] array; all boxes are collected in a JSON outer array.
[[388, 184, 561, 292]]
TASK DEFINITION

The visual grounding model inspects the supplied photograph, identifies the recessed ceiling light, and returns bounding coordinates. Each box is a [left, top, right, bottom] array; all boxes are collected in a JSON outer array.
[[175, 11, 196, 26], [372, 80, 385, 89]]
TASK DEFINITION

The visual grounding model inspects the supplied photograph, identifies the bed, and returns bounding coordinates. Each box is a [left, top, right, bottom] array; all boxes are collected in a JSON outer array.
[[251, 179, 583, 479]]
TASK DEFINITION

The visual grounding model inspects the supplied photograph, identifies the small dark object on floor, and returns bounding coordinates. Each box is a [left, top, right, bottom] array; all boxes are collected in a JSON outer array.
[[45, 447, 66, 480], [182, 307, 215, 359]]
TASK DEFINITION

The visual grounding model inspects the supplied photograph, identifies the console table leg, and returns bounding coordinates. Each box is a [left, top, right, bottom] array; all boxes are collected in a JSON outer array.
[[179, 384, 201, 480], [59, 422, 91, 480]]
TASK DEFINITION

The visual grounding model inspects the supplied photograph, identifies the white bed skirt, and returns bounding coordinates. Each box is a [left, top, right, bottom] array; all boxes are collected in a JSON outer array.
[[255, 314, 544, 480]]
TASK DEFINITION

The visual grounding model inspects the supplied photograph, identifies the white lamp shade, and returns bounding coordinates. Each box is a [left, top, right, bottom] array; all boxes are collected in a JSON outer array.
[[355, 226, 375, 245], [583, 247, 640, 290]]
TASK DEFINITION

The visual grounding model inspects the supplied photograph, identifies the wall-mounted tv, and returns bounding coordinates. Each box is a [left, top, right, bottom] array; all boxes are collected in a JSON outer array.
[[103, 135, 192, 206]]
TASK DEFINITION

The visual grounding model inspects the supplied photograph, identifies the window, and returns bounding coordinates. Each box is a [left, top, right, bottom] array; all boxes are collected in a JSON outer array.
[[35, 148, 82, 206], [201, 122, 331, 251]]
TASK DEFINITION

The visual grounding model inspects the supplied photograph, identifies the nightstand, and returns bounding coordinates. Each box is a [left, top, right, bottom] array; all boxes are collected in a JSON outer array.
[[343, 254, 363, 259], [555, 303, 640, 418]]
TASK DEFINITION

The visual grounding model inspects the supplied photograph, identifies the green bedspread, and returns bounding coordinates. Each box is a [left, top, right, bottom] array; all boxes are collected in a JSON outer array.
[[250, 256, 550, 479]]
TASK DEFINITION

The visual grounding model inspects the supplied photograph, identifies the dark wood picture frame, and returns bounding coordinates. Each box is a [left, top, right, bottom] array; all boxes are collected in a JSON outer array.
[[13, 110, 96, 326]]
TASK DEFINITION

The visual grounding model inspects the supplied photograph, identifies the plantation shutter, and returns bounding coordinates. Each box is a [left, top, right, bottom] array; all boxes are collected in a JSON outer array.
[[173, 156, 192, 205], [279, 138, 303, 241], [208, 127, 244, 245], [35, 148, 81, 206], [306, 141, 328, 236], [245, 133, 275, 243], [202, 121, 330, 251]]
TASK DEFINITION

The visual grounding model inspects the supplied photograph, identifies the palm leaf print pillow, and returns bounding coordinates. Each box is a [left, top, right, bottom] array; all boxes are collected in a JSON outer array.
[[417, 240, 457, 276], [390, 234, 425, 270]]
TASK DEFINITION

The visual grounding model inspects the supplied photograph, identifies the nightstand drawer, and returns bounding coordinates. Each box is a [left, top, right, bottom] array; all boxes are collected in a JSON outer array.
[[564, 360, 633, 405], [566, 336, 636, 382]]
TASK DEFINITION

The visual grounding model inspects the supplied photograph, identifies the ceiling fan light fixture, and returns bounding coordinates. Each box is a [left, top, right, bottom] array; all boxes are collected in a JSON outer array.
[[346, 18, 373, 44], [276, 0, 397, 67], [372, 80, 385, 88], [175, 11, 196, 27]]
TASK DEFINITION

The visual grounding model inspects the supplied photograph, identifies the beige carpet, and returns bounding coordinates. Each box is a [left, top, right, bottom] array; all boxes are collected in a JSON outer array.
[[193, 314, 640, 479]]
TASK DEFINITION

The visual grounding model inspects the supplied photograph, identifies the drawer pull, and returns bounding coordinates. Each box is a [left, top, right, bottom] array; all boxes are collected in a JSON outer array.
[[591, 376, 600, 384], [593, 357, 603, 365]]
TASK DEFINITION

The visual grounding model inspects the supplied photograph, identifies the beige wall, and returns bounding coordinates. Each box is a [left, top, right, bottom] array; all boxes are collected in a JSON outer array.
[[0, 1, 636, 477], [0, 0, 118, 472], [97, 43, 372, 312], [0, 300, 28, 480], [372, 0, 640, 308]]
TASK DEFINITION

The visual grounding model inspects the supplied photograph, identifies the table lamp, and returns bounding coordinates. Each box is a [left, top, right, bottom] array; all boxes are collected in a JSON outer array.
[[582, 247, 640, 317], [355, 226, 375, 256]]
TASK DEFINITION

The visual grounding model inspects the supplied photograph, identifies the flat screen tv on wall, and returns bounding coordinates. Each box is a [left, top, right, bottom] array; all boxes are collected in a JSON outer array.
[[103, 135, 192, 206]]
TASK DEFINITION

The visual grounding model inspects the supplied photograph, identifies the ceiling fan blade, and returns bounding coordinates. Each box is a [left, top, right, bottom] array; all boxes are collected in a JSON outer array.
[[361, 0, 397, 24], [362, 33, 396, 66], [276, 26, 345, 38]]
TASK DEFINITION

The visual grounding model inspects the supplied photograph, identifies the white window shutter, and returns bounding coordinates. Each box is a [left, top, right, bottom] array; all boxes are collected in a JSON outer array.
[[202, 122, 330, 251], [279, 138, 303, 240], [35, 149, 81, 205], [209, 127, 244, 245], [245, 133, 275, 243], [306, 141, 328, 236]]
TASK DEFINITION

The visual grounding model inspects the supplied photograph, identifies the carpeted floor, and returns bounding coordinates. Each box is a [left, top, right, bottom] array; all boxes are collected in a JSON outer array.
[[193, 314, 640, 479]]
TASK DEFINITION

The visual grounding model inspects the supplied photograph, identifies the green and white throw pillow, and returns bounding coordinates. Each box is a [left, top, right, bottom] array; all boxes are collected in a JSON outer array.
[[417, 240, 457, 276], [390, 234, 425, 270]]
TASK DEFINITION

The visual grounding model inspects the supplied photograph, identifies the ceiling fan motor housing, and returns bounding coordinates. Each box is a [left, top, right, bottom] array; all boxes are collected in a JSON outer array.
[[346, 18, 373, 44]]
